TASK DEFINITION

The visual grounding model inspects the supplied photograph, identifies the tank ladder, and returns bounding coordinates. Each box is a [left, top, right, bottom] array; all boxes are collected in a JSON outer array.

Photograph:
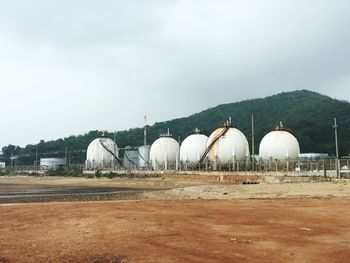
[[198, 125, 230, 166], [99, 138, 123, 165]]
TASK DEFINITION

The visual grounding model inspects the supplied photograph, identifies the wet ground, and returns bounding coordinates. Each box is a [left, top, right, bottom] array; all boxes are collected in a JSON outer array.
[[0, 176, 196, 203], [0, 184, 158, 203]]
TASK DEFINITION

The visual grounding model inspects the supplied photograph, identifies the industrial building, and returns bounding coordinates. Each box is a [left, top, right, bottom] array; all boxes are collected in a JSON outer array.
[[40, 158, 66, 170], [298, 153, 329, 160]]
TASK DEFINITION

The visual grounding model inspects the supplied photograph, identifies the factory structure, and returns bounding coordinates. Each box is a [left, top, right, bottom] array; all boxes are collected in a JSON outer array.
[[84, 119, 303, 171], [40, 158, 66, 170]]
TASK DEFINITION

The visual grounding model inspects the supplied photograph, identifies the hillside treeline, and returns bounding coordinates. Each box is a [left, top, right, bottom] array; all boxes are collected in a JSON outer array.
[[1, 90, 349, 165]]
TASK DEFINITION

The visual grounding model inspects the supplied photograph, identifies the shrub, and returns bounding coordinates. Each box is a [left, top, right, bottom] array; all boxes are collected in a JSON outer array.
[[95, 170, 102, 178]]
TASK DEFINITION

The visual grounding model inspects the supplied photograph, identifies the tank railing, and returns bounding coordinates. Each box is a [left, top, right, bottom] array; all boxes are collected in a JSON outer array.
[[176, 158, 349, 177], [2, 164, 84, 173], [3, 158, 350, 178], [4, 165, 38, 172], [151, 161, 178, 171]]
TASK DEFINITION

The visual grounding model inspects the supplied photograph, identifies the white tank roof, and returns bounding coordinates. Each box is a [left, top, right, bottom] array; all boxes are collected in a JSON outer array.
[[259, 130, 300, 161], [180, 133, 208, 163], [207, 126, 249, 163], [86, 137, 118, 168], [150, 136, 179, 168]]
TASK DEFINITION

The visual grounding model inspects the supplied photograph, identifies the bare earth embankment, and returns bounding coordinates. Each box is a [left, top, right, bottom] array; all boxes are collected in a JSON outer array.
[[0, 176, 349, 262]]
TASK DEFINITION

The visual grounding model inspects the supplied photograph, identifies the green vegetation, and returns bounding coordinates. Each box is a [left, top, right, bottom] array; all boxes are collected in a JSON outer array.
[[1, 90, 349, 165], [0, 171, 9, 176], [45, 167, 84, 177]]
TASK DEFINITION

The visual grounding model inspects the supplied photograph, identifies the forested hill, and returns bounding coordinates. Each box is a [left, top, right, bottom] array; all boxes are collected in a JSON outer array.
[[1, 90, 350, 165]]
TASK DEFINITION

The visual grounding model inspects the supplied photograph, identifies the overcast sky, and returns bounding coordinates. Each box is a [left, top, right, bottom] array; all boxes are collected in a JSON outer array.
[[0, 0, 349, 148]]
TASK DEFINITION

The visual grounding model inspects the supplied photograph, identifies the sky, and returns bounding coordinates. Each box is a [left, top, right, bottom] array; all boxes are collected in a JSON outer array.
[[0, 0, 349, 148]]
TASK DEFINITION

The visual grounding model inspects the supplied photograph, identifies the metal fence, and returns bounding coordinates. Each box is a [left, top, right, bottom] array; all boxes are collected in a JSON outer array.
[[3, 158, 350, 178]]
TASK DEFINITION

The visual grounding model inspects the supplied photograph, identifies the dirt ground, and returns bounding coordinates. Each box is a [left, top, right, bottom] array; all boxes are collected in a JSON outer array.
[[0, 176, 350, 262], [0, 176, 202, 203]]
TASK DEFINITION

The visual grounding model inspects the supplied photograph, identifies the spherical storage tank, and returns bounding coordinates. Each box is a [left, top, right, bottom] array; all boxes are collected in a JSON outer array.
[[206, 123, 250, 165], [150, 132, 179, 170], [86, 136, 119, 169], [259, 123, 300, 161], [180, 129, 208, 165]]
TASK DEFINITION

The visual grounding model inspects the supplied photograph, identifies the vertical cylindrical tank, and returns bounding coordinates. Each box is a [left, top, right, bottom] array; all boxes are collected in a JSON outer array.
[[150, 132, 180, 170], [123, 147, 139, 169], [138, 145, 151, 168]]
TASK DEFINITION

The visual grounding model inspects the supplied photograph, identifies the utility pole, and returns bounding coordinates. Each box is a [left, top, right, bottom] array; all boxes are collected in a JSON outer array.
[[65, 146, 68, 168], [35, 144, 38, 170], [251, 113, 255, 171], [113, 132, 116, 170], [144, 115, 147, 146], [333, 118, 340, 178]]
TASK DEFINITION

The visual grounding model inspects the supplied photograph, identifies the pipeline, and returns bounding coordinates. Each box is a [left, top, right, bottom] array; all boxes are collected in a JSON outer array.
[[124, 150, 138, 166], [137, 151, 149, 166], [99, 138, 123, 165]]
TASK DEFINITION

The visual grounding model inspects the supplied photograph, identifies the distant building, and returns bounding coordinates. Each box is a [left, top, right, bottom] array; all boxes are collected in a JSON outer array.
[[298, 153, 329, 160], [40, 158, 66, 170], [0, 162, 6, 170]]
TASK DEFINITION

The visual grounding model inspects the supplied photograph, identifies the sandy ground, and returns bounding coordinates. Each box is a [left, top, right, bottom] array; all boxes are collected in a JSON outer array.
[[1, 198, 350, 263], [0, 176, 350, 262], [141, 181, 350, 200], [1, 176, 350, 201]]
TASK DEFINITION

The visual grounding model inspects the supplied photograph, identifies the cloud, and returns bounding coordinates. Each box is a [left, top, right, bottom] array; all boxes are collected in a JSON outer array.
[[0, 0, 349, 146]]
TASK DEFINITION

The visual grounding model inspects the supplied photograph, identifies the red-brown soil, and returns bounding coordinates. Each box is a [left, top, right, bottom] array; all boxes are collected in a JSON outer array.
[[1, 198, 350, 263]]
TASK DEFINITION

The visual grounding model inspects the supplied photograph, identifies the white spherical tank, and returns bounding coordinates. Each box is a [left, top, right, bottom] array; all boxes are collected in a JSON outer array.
[[180, 132, 208, 164], [150, 135, 180, 170], [206, 125, 250, 164], [86, 137, 119, 169], [259, 129, 300, 161]]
